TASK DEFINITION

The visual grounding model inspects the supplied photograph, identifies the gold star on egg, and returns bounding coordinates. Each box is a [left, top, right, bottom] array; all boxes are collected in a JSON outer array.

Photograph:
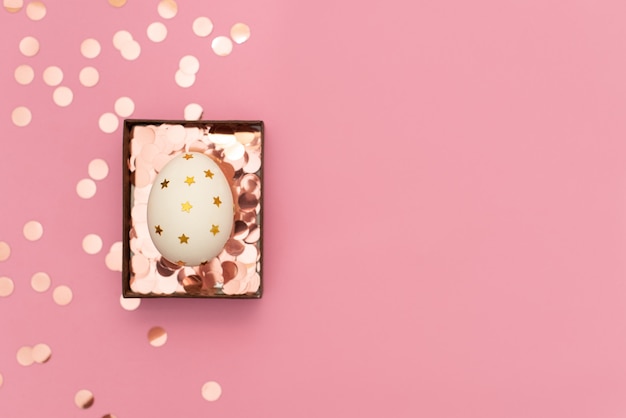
[[160, 179, 169, 189], [213, 196, 222, 207], [154, 225, 163, 235], [181, 201, 193, 213], [176, 260, 186, 266], [178, 234, 189, 244], [210, 225, 220, 236], [183, 154, 194, 160], [204, 169, 214, 179], [184, 176, 195, 186]]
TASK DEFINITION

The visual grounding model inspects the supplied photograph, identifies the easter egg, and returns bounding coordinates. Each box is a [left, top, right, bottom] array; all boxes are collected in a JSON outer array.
[[147, 152, 234, 266]]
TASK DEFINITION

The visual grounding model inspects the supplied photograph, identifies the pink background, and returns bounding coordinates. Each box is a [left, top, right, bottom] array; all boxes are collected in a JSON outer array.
[[2, 0, 626, 416]]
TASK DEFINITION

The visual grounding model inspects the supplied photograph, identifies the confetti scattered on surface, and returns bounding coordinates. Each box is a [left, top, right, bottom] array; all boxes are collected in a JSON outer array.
[[32, 343, 52, 363], [157, 0, 177, 19], [82, 234, 103, 255], [147, 326, 167, 347], [108, 0, 126, 7], [183, 103, 203, 120], [14, 64, 34, 85], [88, 158, 109, 180], [105, 242, 123, 272], [78, 66, 99, 87], [3, 0, 23, 13], [31, 272, 51, 292], [112, 30, 133, 50], [114, 96, 134, 117], [52, 86, 73, 107], [23, 220, 43, 241], [119, 295, 141, 311], [76, 178, 97, 199], [80, 38, 101, 59], [179, 55, 200, 75], [25, 1, 46, 21], [230, 23, 251, 44], [11, 106, 31, 127], [52, 285, 73, 306], [0, 276, 14, 297], [147, 22, 167, 42], [0, 372, 3, 388], [19, 36, 39, 57], [43, 66, 63, 86], [16, 346, 34, 366], [201, 381, 222, 401], [120, 40, 141, 60], [74, 389, 94, 409], [98, 112, 119, 133], [192, 16, 213, 37], [211, 36, 233, 56], [174, 69, 195, 88], [0, 241, 10, 262]]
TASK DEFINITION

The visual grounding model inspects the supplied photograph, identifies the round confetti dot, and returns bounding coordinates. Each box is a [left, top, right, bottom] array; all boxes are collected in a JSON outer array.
[[76, 178, 97, 199], [224, 142, 245, 160], [42, 66, 63, 86], [112, 30, 133, 50], [147, 21, 167, 42], [211, 36, 233, 57], [119, 294, 141, 311], [0, 277, 14, 297], [25, 1, 46, 20], [52, 285, 73, 306], [31, 272, 51, 292], [99, 112, 119, 133], [82, 234, 103, 255], [12, 106, 31, 127], [0, 242, 10, 262], [32, 343, 51, 363], [23, 220, 43, 241], [114, 97, 134, 117], [157, 0, 177, 19], [52, 86, 73, 107], [88, 158, 109, 180], [120, 40, 141, 60], [19, 36, 39, 57], [192, 16, 213, 37], [184, 103, 203, 120], [14, 64, 34, 85], [174, 70, 195, 88], [230, 23, 250, 44], [79, 66, 99, 87], [16, 346, 33, 366], [80, 38, 101, 59], [4, 0, 23, 13], [0, 372, 3, 387], [201, 381, 222, 401], [74, 389, 94, 409], [108, 0, 126, 7], [147, 326, 167, 347], [179, 55, 199, 75], [105, 247, 122, 272]]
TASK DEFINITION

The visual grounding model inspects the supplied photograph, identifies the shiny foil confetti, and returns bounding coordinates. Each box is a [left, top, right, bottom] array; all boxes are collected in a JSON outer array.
[[3, 0, 23, 12], [25, 1, 46, 20], [80, 38, 101, 59], [108, 0, 126, 7], [52, 285, 73, 306], [0, 276, 14, 297], [43, 66, 63, 86], [157, 0, 177, 19], [14, 64, 34, 85], [201, 381, 222, 401], [230, 23, 250, 44], [31, 272, 51, 292], [0, 241, 10, 261], [147, 22, 167, 42], [147, 326, 167, 347], [211, 36, 233, 56], [82, 234, 103, 254], [74, 389, 94, 409], [192, 16, 213, 37], [119, 294, 141, 311], [184, 103, 203, 120], [32, 343, 52, 363], [19, 36, 39, 57], [11, 106, 31, 127], [79, 66, 99, 87], [23, 220, 43, 241]]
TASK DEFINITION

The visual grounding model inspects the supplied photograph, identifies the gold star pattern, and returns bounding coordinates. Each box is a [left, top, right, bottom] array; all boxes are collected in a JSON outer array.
[[213, 196, 222, 207], [160, 179, 169, 189], [154, 225, 163, 235], [210, 224, 220, 236], [178, 234, 189, 244], [183, 153, 194, 160], [181, 201, 193, 213], [184, 176, 195, 186], [204, 169, 214, 179]]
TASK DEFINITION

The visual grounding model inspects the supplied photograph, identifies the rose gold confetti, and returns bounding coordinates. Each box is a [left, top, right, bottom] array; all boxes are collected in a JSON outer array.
[[74, 389, 94, 409], [132, 253, 150, 278], [32, 343, 51, 363], [112, 30, 133, 50], [80, 38, 101, 59], [25, 1, 46, 20], [179, 55, 199, 75], [211, 36, 233, 56], [244, 224, 260, 243], [11, 106, 31, 127], [16, 346, 34, 366], [23, 220, 43, 241], [82, 234, 103, 255], [225, 239, 244, 256], [238, 244, 258, 264], [119, 294, 141, 311], [114, 96, 134, 117], [31, 272, 51, 292], [192, 16, 213, 37], [0, 277, 14, 297], [52, 285, 73, 306], [103, 415, 117, 418], [224, 142, 245, 160], [183, 103, 203, 120], [14, 64, 34, 85], [0, 372, 3, 387], [230, 23, 250, 44], [105, 248, 123, 272], [79, 66, 99, 87], [148, 326, 167, 347], [19, 36, 39, 57], [76, 178, 97, 199], [235, 131, 255, 145], [3, 0, 22, 12], [246, 272, 260, 293], [147, 21, 167, 42], [52, 86, 73, 107], [174, 70, 195, 88], [201, 381, 222, 401], [157, 0, 177, 19], [134, 167, 151, 188], [99, 112, 119, 133], [244, 152, 261, 173], [120, 40, 141, 60], [88, 158, 109, 180], [108, 0, 126, 7], [42, 66, 63, 86], [0, 242, 10, 262], [239, 193, 258, 212]]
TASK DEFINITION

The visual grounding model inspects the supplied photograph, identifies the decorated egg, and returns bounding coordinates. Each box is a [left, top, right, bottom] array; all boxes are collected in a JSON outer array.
[[147, 152, 234, 266]]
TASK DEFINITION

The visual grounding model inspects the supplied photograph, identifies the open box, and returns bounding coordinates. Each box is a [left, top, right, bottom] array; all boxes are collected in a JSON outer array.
[[122, 119, 263, 298]]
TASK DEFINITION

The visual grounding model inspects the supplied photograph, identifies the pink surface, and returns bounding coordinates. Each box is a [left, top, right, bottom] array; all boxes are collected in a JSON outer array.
[[2, 0, 626, 416]]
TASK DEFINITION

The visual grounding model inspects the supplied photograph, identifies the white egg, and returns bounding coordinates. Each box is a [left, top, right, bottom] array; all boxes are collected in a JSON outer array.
[[147, 152, 234, 266]]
